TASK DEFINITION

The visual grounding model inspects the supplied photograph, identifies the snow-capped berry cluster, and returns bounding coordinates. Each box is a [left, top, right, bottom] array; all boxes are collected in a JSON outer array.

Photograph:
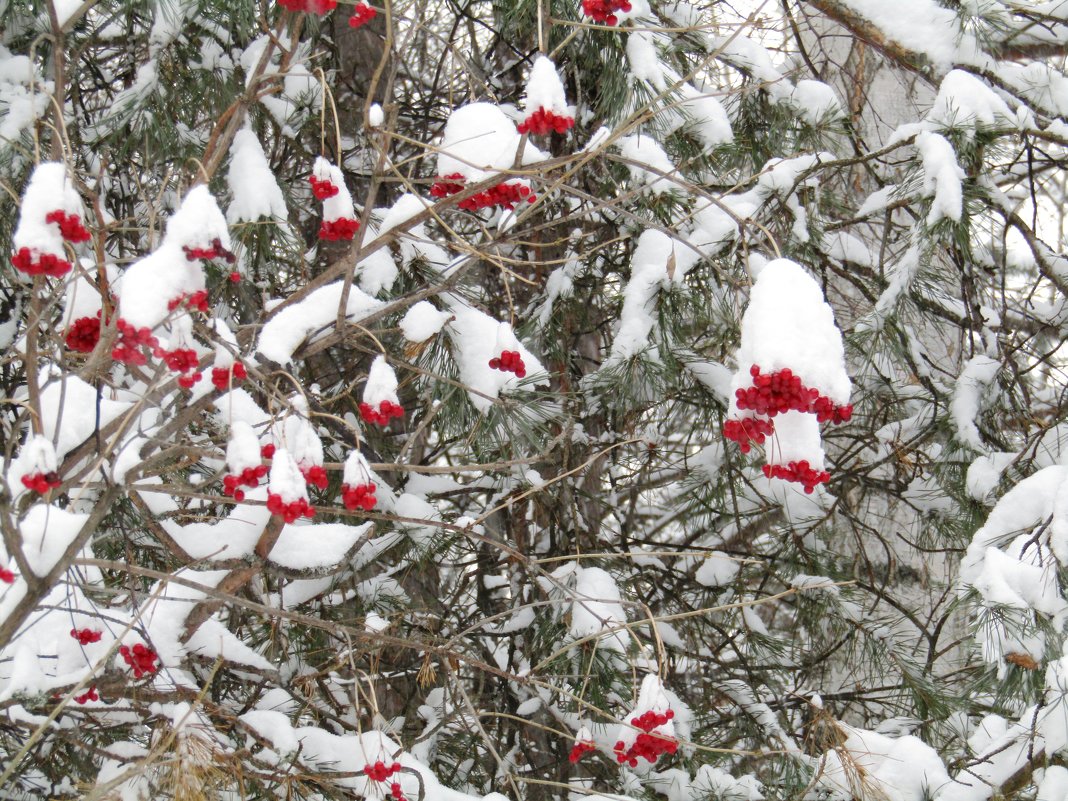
[[119, 643, 158, 678], [736, 366, 852, 422], [74, 687, 99, 704], [762, 461, 831, 494], [722, 417, 775, 454], [312, 157, 360, 241], [278, 0, 336, 13], [518, 56, 575, 137], [614, 709, 677, 767], [266, 493, 316, 522], [302, 465, 329, 490], [160, 347, 202, 388], [581, 0, 632, 25], [45, 210, 91, 243], [66, 314, 103, 353], [363, 761, 407, 801], [71, 628, 102, 645], [21, 471, 61, 494], [182, 238, 235, 264], [360, 356, 404, 426], [211, 361, 247, 391], [429, 174, 536, 211], [349, 2, 376, 28], [267, 448, 316, 522], [568, 740, 596, 763], [489, 350, 527, 377], [168, 289, 210, 313]]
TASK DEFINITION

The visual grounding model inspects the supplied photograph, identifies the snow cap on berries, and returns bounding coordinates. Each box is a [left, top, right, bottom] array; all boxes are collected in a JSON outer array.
[[210, 318, 239, 369], [363, 355, 400, 410], [279, 395, 325, 472], [268, 448, 310, 505], [612, 674, 678, 767], [313, 157, 359, 240], [343, 450, 374, 487], [163, 184, 233, 257], [729, 258, 850, 410], [518, 56, 575, 136], [11, 162, 87, 278], [436, 103, 546, 184], [226, 422, 263, 476], [10, 434, 59, 495]]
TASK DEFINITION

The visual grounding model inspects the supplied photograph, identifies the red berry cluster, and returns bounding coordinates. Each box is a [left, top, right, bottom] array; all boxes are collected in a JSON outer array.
[[489, 350, 526, 377], [342, 482, 377, 511], [119, 643, 158, 678], [71, 628, 102, 645], [11, 247, 72, 277], [0, 568, 14, 584], [112, 319, 159, 365], [278, 0, 336, 12], [74, 686, 99, 704], [319, 218, 360, 241], [722, 418, 775, 454], [45, 210, 92, 243], [613, 710, 677, 767], [581, 0, 632, 25], [363, 762, 407, 801], [309, 175, 339, 199], [229, 270, 241, 283], [736, 366, 851, 422], [762, 461, 830, 494], [223, 464, 269, 502], [21, 471, 61, 494], [66, 314, 103, 353], [167, 289, 210, 313], [160, 347, 202, 388], [568, 741, 596, 763], [302, 465, 329, 490], [266, 492, 315, 523], [518, 109, 575, 136], [430, 174, 537, 211], [211, 362, 248, 391], [359, 399, 404, 426], [349, 2, 376, 27], [182, 238, 235, 264]]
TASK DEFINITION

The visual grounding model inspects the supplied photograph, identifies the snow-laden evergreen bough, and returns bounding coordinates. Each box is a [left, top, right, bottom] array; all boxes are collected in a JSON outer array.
[[1, 0, 1068, 799]]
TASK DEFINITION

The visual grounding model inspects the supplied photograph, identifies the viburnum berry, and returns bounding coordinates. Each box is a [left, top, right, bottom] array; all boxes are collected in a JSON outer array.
[[74, 686, 99, 704], [119, 643, 159, 678], [182, 238, 235, 264], [261, 443, 276, 460], [112, 319, 160, 366], [613, 709, 677, 767], [359, 399, 404, 426], [211, 362, 248, 391], [489, 350, 527, 378], [162, 348, 199, 374], [735, 366, 851, 424], [66, 314, 103, 353], [266, 492, 315, 523], [581, 0, 632, 25], [430, 173, 466, 198], [278, 0, 336, 12], [45, 210, 92, 243], [0, 568, 14, 584], [309, 174, 339, 199], [342, 481, 377, 511], [71, 628, 103, 645], [518, 108, 575, 136], [349, 2, 376, 27], [302, 465, 329, 490], [429, 174, 536, 211], [11, 247, 72, 277], [762, 460, 831, 493], [222, 464, 269, 501], [229, 270, 242, 283], [568, 740, 596, 763], [363, 762, 407, 800], [722, 418, 775, 454], [21, 471, 61, 494], [319, 217, 360, 241]]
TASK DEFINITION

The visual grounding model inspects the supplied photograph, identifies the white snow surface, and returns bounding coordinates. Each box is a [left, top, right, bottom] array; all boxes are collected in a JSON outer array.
[[952, 356, 1000, 450], [256, 280, 382, 365], [227, 126, 288, 223], [618, 135, 678, 195], [916, 131, 965, 224], [16, 503, 88, 577], [39, 373, 132, 461], [400, 301, 452, 343], [226, 421, 262, 475], [364, 355, 400, 407], [818, 724, 951, 801], [313, 157, 356, 223], [569, 566, 629, 652], [695, 552, 741, 587], [268, 448, 309, 505], [928, 70, 1014, 131], [13, 162, 84, 260]]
